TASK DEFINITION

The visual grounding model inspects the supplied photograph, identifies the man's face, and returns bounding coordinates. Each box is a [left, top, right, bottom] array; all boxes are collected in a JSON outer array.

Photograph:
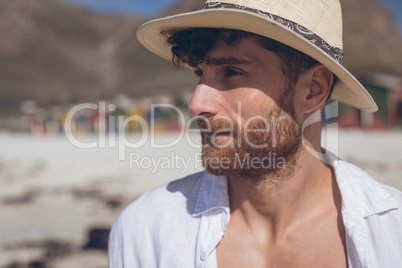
[[188, 37, 302, 183]]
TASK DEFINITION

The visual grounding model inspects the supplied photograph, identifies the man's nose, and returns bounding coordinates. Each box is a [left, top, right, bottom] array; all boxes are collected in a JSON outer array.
[[188, 83, 220, 117]]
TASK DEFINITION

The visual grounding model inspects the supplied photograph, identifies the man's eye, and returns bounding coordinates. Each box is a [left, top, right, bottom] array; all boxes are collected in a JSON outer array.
[[194, 69, 203, 77], [224, 68, 242, 77]]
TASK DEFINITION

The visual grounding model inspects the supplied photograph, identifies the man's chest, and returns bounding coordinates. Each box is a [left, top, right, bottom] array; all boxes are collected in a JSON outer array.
[[216, 218, 348, 268]]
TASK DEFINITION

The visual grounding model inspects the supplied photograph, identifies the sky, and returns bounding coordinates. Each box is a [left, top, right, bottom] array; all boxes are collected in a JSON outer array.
[[60, 0, 402, 33], [60, 0, 179, 16]]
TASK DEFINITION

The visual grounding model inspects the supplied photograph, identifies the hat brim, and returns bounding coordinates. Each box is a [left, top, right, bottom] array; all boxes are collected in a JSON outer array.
[[137, 9, 378, 112]]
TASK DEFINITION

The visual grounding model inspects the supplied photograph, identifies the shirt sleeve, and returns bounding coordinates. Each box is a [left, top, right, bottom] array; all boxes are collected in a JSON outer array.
[[108, 199, 156, 268]]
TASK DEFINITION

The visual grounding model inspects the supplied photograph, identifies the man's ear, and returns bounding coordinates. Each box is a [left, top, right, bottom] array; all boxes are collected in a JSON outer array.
[[301, 64, 334, 114]]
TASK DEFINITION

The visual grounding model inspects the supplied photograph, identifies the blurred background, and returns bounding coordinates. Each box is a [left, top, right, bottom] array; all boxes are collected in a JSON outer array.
[[0, 0, 401, 267]]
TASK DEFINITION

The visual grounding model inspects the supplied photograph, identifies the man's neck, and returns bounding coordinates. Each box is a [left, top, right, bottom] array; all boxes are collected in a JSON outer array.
[[227, 149, 340, 241]]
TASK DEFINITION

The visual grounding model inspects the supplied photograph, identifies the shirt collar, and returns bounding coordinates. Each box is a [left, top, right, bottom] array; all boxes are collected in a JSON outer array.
[[192, 152, 399, 218], [192, 171, 229, 217]]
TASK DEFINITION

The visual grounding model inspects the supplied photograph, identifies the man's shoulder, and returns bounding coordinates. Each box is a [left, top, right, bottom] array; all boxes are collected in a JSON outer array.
[[137, 170, 207, 205], [335, 157, 402, 215], [337, 157, 402, 196], [117, 170, 208, 222], [336, 157, 402, 264], [109, 171, 210, 266]]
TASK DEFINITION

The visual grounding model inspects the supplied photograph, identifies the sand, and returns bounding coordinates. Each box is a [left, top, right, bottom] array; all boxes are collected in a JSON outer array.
[[0, 129, 401, 267]]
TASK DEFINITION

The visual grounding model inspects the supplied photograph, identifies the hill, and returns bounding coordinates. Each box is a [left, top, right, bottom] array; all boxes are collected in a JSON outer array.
[[0, 0, 196, 115], [341, 0, 402, 76], [0, 0, 401, 115]]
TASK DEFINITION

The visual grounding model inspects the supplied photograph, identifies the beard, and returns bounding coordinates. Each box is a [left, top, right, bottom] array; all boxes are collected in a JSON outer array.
[[198, 87, 302, 186]]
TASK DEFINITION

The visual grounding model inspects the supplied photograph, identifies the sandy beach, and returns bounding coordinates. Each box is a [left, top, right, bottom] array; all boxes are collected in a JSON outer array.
[[0, 129, 401, 267]]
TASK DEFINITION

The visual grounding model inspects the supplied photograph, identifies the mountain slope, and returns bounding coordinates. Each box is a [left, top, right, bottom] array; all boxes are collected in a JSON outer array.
[[0, 0, 401, 115], [0, 0, 196, 115]]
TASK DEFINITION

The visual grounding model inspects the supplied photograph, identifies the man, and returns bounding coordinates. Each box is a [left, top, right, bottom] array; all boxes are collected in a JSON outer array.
[[109, 1, 402, 267]]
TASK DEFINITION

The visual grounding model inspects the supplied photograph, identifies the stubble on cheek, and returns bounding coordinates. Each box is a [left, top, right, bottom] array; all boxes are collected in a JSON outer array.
[[198, 88, 302, 185]]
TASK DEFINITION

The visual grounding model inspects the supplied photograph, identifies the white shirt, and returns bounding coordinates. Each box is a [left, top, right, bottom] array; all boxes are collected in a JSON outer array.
[[109, 152, 402, 268]]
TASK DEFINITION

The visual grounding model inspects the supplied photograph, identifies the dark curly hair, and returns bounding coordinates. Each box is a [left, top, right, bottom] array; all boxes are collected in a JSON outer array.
[[162, 28, 337, 92]]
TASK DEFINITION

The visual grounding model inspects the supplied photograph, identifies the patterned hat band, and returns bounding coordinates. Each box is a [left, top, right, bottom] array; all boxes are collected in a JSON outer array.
[[202, 2, 344, 64]]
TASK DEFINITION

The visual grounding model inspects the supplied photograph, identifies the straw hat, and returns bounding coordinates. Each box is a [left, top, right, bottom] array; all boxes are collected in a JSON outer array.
[[137, 0, 378, 112]]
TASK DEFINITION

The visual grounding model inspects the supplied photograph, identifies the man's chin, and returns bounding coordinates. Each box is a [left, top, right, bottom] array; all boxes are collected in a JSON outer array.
[[201, 143, 301, 186], [203, 165, 279, 178], [202, 153, 286, 178]]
